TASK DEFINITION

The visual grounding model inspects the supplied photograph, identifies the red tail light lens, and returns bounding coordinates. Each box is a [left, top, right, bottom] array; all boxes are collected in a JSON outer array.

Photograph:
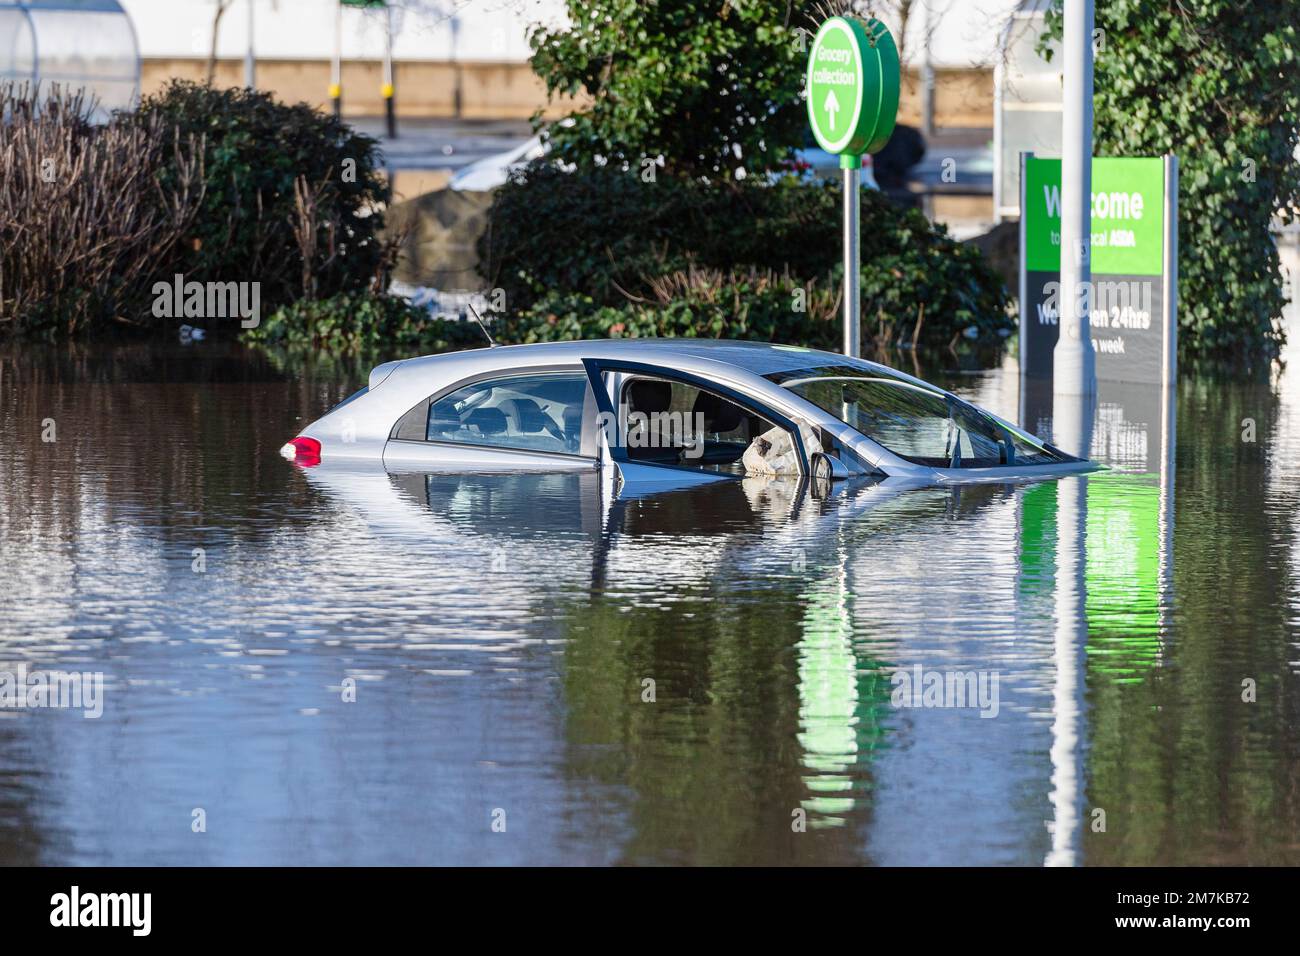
[[280, 436, 321, 466]]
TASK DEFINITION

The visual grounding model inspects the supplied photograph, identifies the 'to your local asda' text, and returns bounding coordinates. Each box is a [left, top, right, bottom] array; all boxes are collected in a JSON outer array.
[[1042, 184, 1146, 250]]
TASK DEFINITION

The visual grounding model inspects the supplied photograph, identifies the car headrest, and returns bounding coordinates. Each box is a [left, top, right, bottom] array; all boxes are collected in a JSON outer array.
[[466, 406, 508, 435], [692, 389, 744, 433], [497, 397, 549, 433], [626, 378, 673, 414]]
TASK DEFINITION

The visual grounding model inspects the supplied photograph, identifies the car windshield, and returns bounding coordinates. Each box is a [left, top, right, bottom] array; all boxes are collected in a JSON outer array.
[[768, 365, 1070, 468]]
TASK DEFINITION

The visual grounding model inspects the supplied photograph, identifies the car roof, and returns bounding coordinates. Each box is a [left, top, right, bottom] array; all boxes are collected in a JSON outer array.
[[389, 338, 902, 379]]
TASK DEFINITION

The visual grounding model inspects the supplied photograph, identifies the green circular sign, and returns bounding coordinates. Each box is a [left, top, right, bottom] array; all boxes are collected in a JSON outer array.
[[806, 16, 900, 161]]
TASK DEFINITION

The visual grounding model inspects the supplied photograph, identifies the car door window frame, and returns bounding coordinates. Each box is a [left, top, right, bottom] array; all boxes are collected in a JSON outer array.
[[580, 358, 810, 477], [388, 364, 599, 461]]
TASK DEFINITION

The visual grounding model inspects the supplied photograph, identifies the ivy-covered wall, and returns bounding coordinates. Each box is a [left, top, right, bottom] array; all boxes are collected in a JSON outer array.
[[1044, 0, 1300, 358]]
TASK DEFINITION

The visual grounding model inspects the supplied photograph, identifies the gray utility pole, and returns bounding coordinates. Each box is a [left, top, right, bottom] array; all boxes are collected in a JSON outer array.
[[243, 0, 256, 89], [843, 160, 861, 358], [1053, 0, 1097, 399], [450, 13, 463, 118], [331, 1, 343, 119], [921, 0, 935, 138], [383, 3, 396, 138]]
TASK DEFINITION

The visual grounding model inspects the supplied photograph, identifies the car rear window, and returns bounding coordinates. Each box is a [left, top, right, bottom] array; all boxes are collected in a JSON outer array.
[[424, 372, 589, 456]]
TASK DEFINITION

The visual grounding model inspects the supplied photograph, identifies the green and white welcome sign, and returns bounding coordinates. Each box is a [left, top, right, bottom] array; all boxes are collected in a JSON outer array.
[[1019, 156, 1178, 387]]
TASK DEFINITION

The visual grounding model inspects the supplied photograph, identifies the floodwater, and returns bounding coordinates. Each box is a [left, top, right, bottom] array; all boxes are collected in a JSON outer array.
[[1, 341, 1298, 866]]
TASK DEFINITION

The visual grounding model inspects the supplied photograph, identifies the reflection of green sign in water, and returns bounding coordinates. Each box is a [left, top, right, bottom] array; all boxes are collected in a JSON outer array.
[[797, 566, 891, 826], [1019, 475, 1161, 681], [798, 576, 860, 820], [1085, 474, 1162, 680], [806, 16, 899, 161]]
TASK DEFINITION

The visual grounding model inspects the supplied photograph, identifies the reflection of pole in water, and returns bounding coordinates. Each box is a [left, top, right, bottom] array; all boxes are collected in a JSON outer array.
[[1158, 382, 1177, 623], [1046, 390, 1093, 867], [1046, 476, 1088, 866]]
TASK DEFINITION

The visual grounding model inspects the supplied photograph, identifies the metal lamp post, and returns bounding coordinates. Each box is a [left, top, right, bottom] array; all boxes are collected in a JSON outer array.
[[1053, 0, 1097, 400]]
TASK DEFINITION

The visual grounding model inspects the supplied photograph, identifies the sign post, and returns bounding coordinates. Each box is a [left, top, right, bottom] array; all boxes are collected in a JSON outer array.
[[806, 16, 899, 358]]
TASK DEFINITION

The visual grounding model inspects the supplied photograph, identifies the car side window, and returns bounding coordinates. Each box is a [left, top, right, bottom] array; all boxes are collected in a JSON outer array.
[[785, 377, 1009, 467], [618, 375, 803, 477], [424, 372, 589, 456]]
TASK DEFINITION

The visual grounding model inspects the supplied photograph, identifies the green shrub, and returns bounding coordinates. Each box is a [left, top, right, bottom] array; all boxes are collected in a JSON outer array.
[[858, 226, 1014, 346], [498, 268, 842, 346], [137, 81, 395, 313], [245, 273, 841, 359], [246, 292, 485, 354], [480, 164, 1011, 349], [479, 165, 832, 309]]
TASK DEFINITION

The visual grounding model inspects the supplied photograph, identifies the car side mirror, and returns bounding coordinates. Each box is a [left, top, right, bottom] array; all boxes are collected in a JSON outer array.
[[810, 452, 849, 482]]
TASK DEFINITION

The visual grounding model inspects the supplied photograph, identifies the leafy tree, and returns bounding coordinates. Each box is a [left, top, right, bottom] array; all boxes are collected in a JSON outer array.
[[1043, 0, 1300, 357], [529, 0, 811, 179], [510, 1, 1012, 355]]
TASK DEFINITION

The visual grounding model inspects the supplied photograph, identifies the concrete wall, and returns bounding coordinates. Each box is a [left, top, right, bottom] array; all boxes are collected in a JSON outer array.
[[898, 68, 994, 129]]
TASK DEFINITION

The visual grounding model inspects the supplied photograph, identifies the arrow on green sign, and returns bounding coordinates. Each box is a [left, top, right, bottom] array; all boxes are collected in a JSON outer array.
[[824, 90, 840, 131]]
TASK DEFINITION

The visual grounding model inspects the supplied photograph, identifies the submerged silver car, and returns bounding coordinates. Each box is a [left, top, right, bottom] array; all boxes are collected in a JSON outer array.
[[281, 340, 1093, 484]]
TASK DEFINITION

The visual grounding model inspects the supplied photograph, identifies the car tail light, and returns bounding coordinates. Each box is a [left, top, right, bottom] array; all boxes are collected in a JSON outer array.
[[280, 436, 321, 466]]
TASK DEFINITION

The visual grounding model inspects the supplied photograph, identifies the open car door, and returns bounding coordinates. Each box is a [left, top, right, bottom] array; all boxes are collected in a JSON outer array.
[[581, 358, 812, 487]]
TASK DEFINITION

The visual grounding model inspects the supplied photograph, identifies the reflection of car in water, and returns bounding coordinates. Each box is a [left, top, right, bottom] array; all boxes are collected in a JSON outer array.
[[298, 463, 1064, 857], [282, 340, 1095, 486], [299, 459, 1023, 595]]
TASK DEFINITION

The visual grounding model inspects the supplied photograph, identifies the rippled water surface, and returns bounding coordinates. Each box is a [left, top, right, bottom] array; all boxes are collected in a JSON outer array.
[[2, 343, 1298, 865]]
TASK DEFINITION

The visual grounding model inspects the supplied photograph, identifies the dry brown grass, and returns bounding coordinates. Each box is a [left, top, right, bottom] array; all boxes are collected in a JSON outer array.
[[0, 84, 206, 335]]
